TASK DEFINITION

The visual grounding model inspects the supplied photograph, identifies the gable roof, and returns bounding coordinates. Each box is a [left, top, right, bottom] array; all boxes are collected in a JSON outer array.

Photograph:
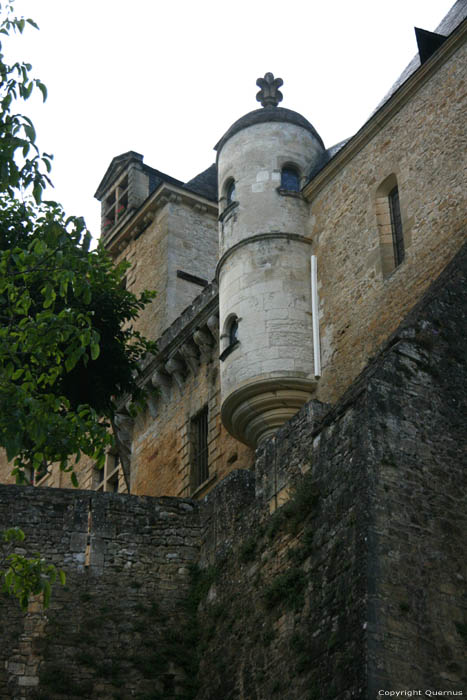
[[94, 151, 184, 201]]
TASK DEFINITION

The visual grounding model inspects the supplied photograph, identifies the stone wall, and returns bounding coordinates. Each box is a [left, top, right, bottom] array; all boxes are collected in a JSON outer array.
[[0, 487, 202, 700], [131, 282, 254, 499], [193, 242, 467, 698], [0, 243, 465, 699], [308, 33, 466, 406]]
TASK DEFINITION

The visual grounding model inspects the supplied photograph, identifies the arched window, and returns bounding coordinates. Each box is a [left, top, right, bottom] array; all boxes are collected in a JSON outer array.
[[281, 166, 300, 192], [376, 175, 406, 278], [229, 317, 238, 345], [388, 186, 404, 267], [225, 179, 236, 206], [219, 314, 240, 361]]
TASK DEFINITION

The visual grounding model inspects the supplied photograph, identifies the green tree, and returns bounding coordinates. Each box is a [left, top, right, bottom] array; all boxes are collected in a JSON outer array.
[[0, 1, 156, 607]]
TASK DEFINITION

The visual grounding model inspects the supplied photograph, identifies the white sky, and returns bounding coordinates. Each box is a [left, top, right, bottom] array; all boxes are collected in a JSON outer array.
[[6, 0, 456, 241]]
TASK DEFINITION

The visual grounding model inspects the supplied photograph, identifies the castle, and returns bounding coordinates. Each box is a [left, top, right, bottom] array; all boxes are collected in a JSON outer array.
[[0, 3, 466, 698]]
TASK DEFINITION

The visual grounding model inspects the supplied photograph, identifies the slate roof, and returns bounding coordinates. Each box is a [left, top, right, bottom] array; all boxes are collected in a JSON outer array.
[[214, 106, 325, 156], [146, 166, 184, 195], [184, 163, 218, 202], [372, 0, 467, 114], [306, 1, 467, 183]]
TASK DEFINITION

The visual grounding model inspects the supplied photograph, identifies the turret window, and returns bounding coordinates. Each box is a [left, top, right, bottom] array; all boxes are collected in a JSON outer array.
[[220, 314, 240, 361], [225, 179, 236, 206], [280, 166, 300, 192]]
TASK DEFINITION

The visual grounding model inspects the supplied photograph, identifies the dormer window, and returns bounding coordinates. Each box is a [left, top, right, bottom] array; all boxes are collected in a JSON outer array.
[[103, 175, 129, 235], [280, 166, 300, 192]]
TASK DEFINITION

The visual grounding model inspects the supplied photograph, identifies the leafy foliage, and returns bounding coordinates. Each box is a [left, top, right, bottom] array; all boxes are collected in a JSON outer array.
[[0, 1, 157, 612], [0, 1, 50, 203], [1, 527, 65, 610], [0, 1, 157, 484], [0, 196, 156, 483]]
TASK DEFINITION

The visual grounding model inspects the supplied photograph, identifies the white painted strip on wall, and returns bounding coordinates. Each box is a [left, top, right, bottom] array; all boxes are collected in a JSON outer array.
[[311, 255, 321, 378]]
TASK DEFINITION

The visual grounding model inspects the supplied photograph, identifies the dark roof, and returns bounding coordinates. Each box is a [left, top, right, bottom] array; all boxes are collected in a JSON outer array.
[[305, 1, 466, 185], [307, 138, 350, 180], [146, 166, 184, 195], [372, 0, 467, 114], [214, 106, 325, 156], [184, 163, 218, 201]]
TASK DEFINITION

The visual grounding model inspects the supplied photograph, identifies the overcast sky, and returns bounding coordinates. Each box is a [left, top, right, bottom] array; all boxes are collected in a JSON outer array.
[[6, 0, 456, 241]]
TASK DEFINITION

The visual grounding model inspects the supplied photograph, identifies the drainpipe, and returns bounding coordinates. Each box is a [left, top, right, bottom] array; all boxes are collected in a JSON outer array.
[[311, 255, 321, 378]]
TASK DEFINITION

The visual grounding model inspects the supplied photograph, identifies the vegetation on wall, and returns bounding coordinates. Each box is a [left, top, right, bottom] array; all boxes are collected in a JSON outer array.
[[0, 527, 65, 611]]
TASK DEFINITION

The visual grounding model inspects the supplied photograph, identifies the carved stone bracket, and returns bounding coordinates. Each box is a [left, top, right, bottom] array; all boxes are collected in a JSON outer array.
[[193, 327, 214, 361], [207, 314, 220, 342], [180, 340, 200, 374], [152, 369, 172, 401], [165, 355, 186, 390]]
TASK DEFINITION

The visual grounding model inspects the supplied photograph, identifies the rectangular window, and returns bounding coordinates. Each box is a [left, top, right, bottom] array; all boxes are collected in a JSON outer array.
[[93, 452, 120, 492], [191, 406, 209, 491], [388, 186, 404, 267]]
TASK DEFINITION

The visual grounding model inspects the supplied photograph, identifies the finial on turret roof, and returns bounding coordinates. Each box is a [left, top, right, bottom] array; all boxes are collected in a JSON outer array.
[[256, 72, 283, 108]]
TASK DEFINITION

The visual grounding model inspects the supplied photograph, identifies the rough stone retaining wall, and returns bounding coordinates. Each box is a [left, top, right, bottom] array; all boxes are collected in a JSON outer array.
[[1, 244, 466, 699], [0, 489, 201, 700], [194, 243, 467, 698]]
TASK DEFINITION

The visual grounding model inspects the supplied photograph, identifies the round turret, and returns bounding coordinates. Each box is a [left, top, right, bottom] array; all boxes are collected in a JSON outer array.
[[216, 74, 325, 447]]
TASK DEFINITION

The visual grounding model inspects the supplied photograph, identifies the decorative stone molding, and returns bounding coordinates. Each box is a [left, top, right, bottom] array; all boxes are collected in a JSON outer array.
[[256, 72, 283, 108], [221, 376, 317, 447], [216, 232, 313, 282]]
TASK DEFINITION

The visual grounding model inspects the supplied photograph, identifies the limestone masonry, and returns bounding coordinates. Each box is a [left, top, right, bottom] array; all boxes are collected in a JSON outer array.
[[0, 3, 466, 698]]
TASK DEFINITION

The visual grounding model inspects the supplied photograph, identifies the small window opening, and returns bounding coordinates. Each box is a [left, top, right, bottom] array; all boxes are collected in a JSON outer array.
[[229, 317, 238, 345], [225, 179, 236, 206], [281, 166, 300, 192], [220, 315, 240, 361], [388, 186, 404, 267], [191, 406, 209, 491], [376, 175, 406, 278]]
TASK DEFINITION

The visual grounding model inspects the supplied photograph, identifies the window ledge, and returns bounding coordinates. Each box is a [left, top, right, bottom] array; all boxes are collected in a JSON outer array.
[[276, 188, 303, 199], [220, 340, 240, 362], [191, 472, 217, 498]]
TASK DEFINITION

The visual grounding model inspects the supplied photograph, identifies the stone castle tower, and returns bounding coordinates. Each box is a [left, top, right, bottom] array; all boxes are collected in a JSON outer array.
[[0, 3, 466, 698], [216, 73, 325, 447]]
